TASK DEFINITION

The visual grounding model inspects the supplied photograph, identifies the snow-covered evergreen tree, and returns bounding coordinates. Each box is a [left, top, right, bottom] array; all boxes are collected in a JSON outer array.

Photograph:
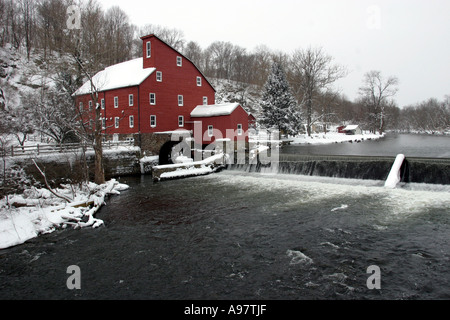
[[259, 62, 301, 135]]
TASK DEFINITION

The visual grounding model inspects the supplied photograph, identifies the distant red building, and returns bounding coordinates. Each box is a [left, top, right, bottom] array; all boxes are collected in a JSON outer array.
[[73, 34, 249, 155]]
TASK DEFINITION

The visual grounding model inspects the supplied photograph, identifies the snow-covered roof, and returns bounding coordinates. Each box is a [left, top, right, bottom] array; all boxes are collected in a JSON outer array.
[[73, 58, 155, 96], [343, 125, 359, 130], [190, 103, 242, 117]]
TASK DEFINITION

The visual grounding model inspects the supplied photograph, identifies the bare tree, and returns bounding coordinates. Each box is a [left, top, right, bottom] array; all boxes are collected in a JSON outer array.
[[103, 6, 135, 66], [36, 0, 69, 55], [205, 41, 240, 80], [359, 70, 399, 134], [400, 97, 450, 133], [183, 41, 203, 68], [18, 0, 35, 60], [72, 55, 105, 185], [80, 0, 106, 69], [291, 47, 347, 136], [139, 24, 186, 51]]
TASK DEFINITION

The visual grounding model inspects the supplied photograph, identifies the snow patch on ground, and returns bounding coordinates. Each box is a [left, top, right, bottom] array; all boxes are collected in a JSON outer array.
[[290, 132, 385, 145], [249, 129, 385, 146], [0, 179, 129, 249]]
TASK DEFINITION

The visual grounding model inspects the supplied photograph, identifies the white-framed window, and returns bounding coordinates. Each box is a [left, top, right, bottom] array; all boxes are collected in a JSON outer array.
[[129, 94, 134, 106], [146, 41, 151, 58], [203, 96, 208, 105], [101, 98, 105, 110], [156, 71, 162, 82], [102, 117, 106, 129], [114, 96, 119, 108], [149, 93, 156, 105], [150, 115, 156, 128], [178, 95, 184, 106], [129, 115, 134, 128], [237, 124, 243, 136], [177, 56, 182, 67], [208, 125, 214, 137], [115, 117, 120, 128], [196, 76, 202, 86], [178, 115, 184, 127], [79, 102, 83, 112], [88, 100, 93, 111]]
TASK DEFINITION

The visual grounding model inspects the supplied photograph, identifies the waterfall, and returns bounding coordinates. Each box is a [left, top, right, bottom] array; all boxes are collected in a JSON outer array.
[[227, 154, 450, 185], [401, 157, 450, 185]]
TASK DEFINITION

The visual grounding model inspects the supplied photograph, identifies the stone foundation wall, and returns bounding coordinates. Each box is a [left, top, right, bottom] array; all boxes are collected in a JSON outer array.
[[3, 148, 142, 190]]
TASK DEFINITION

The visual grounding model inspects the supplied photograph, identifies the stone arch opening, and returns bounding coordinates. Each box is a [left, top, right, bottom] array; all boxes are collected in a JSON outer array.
[[158, 141, 181, 165]]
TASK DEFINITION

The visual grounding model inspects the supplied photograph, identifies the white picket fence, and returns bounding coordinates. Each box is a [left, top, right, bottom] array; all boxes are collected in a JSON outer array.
[[1, 140, 134, 157]]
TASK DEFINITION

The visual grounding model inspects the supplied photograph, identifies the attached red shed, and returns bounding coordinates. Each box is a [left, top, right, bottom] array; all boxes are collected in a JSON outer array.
[[248, 113, 257, 129], [190, 103, 249, 145]]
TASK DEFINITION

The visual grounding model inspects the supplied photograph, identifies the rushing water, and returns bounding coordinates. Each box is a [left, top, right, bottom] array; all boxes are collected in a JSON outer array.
[[0, 134, 449, 300], [1, 172, 449, 300]]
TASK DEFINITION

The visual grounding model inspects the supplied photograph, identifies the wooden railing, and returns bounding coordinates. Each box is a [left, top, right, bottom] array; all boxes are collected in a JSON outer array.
[[1, 140, 134, 157]]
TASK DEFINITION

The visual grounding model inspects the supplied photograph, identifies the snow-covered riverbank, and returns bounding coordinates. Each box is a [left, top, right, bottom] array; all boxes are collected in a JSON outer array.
[[250, 130, 385, 146], [290, 131, 385, 145], [0, 179, 128, 249]]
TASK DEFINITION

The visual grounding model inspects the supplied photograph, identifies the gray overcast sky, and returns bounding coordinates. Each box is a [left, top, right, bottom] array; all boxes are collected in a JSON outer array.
[[97, 0, 450, 107]]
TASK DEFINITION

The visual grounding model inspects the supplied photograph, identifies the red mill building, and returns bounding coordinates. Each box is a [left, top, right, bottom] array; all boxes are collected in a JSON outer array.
[[73, 34, 249, 164]]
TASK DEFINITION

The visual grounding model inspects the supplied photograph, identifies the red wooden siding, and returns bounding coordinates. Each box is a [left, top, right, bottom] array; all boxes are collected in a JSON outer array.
[[75, 34, 216, 139], [193, 105, 249, 144], [72, 34, 262, 147]]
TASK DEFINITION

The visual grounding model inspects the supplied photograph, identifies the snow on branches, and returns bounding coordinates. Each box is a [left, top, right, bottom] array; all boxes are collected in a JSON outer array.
[[259, 62, 302, 135]]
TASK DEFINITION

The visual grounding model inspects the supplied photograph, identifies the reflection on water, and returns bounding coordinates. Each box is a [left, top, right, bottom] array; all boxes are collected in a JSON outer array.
[[283, 133, 450, 158]]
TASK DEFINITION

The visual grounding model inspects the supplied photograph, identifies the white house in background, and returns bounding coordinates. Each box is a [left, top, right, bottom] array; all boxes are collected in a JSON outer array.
[[342, 125, 362, 135]]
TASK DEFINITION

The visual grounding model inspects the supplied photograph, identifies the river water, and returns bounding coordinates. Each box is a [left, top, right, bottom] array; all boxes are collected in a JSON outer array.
[[283, 133, 450, 158], [0, 134, 449, 300]]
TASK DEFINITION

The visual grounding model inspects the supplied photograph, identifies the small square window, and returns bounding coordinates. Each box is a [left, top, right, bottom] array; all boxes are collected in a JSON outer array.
[[156, 71, 162, 82], [150, 93, 156, 105], [178, 116, 184, 127], [197, 76, 202, 86], [178, 95, 184, 106], [177, 56, 182, 67], [129, 94, 134, 106]]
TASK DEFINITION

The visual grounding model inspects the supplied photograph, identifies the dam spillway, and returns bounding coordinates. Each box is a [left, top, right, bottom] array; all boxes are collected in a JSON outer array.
[[229, 154, 450, 185]]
